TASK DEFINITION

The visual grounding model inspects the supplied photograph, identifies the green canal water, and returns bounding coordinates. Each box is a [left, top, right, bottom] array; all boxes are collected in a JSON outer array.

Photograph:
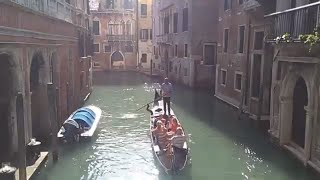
[[34, 72, 320, 180]]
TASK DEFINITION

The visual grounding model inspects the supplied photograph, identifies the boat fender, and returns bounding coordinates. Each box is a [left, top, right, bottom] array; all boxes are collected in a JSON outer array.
[[153, 145, 160, 154]]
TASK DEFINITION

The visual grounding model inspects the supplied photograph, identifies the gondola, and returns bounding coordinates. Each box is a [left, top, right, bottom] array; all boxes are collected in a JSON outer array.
[[148, 90, 189, 174], [57, 105, 102, 143]]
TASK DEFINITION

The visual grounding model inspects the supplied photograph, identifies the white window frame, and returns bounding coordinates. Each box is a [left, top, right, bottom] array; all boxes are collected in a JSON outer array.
[[234, 71, 243, 92], [237, 25, 246, 54], [93, 43, 100, 53], [221, 68, 227, 86]]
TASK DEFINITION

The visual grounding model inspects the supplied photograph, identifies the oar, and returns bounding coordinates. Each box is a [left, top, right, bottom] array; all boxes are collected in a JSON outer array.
[[135, 97, 162, 111]]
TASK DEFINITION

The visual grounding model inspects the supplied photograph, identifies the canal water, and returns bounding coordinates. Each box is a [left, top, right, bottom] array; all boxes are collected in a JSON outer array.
[[34, 72, 319, 180]]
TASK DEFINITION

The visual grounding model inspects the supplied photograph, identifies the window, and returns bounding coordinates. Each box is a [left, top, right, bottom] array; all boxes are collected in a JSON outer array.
[[93, 43, 100, 53], [174, 44, 178, 57], [106, 0, 115, 9], [238, 26, 245, 53], [141, 4, 147, 16], [221, 69, 227, 86], [224, 0, 232, 10], [150, 29, 153, 40], [93, 21, 100, 35], [124, 0, 133, 9], [173, 13, 178, 33], [125, 46, 133, 52], [254, 31, 264, 50], [184, 44, 188, 57], [184, 68, 188, 76], [174, 66, 178, 74], [234, 72, 242, 91], [93, 61, 101, 67], [164, 15, 169, 34], [104, 45, 111, 52], [153, 63, 155, 68], [141, 54, 147, 63], [239, 0, 243, 5], [251, 54, 262, 98], [153, 46, 156, 55], [169, 61, 173, 72], [140, 29, 149, 40], [224, 29, 229, 53], [204, 44, 216, 65], [158, 64, 161, 69], [182, 8, 188, 32]]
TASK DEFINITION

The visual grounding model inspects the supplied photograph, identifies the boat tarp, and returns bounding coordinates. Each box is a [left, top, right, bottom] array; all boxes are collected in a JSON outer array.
[[72, 108, 96, 127]]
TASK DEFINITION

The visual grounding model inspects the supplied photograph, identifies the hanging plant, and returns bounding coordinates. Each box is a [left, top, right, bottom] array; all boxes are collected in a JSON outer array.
[[299, 26, 320, 52], [275, 33, 293, 44]]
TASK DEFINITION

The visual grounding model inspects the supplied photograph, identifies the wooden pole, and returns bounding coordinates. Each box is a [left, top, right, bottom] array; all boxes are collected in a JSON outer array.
[[47, 83, 59, 162], [16, 92, 27, 180]]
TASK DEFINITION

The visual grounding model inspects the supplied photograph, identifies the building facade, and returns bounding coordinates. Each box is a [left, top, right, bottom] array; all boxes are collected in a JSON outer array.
[[152, 0, 218, 88], [215, 0, 274, 121], [0, 0, 93, 164], [91, 0, 138, 71], [264, 0, 320, 173], [138, 0, 153, 73]]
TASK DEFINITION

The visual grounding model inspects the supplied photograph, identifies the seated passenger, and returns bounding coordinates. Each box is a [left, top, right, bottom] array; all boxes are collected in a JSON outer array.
[[168, 118, 180, 133], [152, 121, 168, 149], [167, 127, 187, 158]]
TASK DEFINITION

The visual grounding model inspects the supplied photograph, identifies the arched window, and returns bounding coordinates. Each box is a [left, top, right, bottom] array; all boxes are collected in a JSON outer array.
[[120, 20, 125, 35]]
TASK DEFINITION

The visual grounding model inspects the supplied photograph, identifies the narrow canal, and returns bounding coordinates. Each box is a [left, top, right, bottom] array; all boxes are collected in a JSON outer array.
[[35, 72, 319, 180]]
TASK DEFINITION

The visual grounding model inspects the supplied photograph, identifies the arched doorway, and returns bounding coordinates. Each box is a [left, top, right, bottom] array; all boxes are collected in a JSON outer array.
[[30, 52, 50, 141], [292, 77, 308, 148], [0, 53, 15, 162], [111, 51, 124, 70]]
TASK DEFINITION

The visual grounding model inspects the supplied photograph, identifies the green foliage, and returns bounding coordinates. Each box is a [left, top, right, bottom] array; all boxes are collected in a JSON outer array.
[[275, 33, 293, 44], [299, 27, 320, 52]]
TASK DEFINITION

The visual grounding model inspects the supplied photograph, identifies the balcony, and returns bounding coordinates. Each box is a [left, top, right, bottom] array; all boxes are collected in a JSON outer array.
[[157, 33, 174, 44], [265, 2, 320, 40], [5, 0, 88, 26], [107, 35, 134, 41], [243, 0, 261, 11]]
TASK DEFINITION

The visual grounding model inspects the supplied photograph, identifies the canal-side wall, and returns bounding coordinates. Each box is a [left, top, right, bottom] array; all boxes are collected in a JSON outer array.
[[0, 0, 92, 164]]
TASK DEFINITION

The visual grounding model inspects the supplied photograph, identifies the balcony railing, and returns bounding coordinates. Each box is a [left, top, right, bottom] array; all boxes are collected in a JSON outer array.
[[265, 2, 320, 40], [107, 35, 134, 41], [5, 0, 88, 27]]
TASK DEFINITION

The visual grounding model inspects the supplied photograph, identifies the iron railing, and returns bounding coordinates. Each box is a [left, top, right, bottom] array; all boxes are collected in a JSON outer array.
[[4, 0, 88, 27], [265, 2, 320, 39]]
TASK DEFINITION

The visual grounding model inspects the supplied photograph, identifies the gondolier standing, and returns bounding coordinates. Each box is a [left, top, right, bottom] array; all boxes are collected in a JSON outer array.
[[160, 77, 173, 116]]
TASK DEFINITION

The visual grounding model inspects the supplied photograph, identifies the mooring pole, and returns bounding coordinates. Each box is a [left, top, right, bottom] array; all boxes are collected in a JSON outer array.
[[47, 83, 59, 162], [16, 92, 27, 180]]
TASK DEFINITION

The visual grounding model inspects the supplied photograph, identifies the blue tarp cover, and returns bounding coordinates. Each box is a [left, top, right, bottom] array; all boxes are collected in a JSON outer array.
[[72, 108, 96, 127]]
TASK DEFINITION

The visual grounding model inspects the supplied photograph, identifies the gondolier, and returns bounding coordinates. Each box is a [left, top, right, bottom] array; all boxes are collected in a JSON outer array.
[[160, 77, 173, 116]]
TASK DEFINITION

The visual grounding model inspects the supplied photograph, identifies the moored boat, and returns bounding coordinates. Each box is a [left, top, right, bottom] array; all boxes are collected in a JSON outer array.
[[148, 90, 189, 173], [57, 105, 102, 143]]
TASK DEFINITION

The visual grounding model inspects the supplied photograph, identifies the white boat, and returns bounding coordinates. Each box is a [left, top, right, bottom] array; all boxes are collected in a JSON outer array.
[[148, 90, 189, 173], [57, 105, 102, 142]]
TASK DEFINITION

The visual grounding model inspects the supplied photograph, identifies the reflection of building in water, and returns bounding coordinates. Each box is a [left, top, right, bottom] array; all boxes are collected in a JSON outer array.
[[90, 0, 138, 71]]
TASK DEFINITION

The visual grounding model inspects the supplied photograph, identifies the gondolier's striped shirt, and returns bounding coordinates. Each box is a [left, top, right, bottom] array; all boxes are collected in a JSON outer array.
[[171, 135, 187, 149]]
